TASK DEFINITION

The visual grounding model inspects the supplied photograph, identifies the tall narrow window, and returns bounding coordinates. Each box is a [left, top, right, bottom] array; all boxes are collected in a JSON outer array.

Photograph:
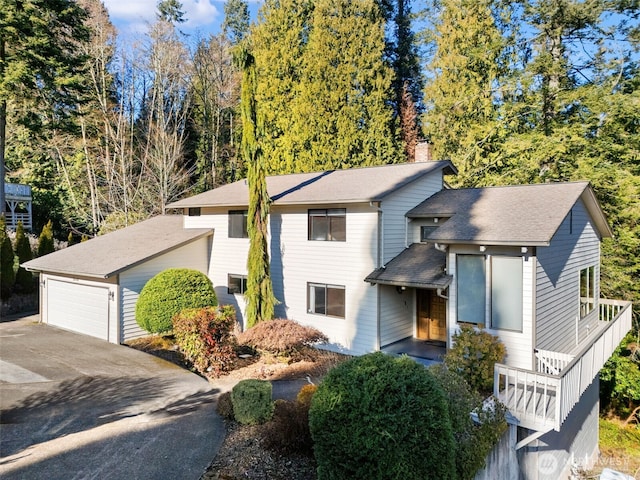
[[491, 256, 523, 331], [308, 209, 346, 241], [580, 266, 596, 318], [228, 210, 248, 238], [308, 283, 345, 318], [456, 255, 486, 325]]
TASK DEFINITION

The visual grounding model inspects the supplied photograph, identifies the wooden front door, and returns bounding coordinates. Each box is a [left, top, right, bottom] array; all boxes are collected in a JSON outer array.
[[417, 290, 447, 342]]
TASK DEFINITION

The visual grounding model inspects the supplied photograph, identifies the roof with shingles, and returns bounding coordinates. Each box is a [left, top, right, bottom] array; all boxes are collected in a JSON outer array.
[[166, 161, 456, 208], [407, 182, 612, 246], [365, 243, 452, 288], [22, 215, 212, 279]]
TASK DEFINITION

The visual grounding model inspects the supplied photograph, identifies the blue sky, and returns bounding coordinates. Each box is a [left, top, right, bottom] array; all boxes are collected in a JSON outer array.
[[103, 0, 260, 38]]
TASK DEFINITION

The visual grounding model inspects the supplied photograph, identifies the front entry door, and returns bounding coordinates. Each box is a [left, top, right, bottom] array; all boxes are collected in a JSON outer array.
[[417, 290, 447, 342]]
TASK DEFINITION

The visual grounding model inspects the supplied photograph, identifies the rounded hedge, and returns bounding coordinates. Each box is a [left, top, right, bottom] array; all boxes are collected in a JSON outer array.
[[135, 268, 217, 334], [309, 352, 456, 480]]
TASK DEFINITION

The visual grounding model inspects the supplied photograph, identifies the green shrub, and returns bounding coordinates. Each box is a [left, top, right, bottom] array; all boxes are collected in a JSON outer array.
[[309, 352, 456, 480], [444, 324, 506, 395], [172, 305, 236, 377], [0, 216, 15, 300], [135, 268, 217, 334], [14, 221, 34, 293], [36, 220, 55, 257], [430, 364, 508, 480], [216, 392, 234, 420], [237, 318, 327, 356], [231, 379, 274, 425]]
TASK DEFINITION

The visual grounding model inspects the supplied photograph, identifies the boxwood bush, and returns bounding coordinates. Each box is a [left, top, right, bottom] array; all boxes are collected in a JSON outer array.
[[135, 268, 217, 334], [231, 379, 274, 425], [309, 352, 456, 480]]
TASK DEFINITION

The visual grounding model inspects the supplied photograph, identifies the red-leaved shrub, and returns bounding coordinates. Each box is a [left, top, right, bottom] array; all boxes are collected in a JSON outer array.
[[237, 319, 327, 356], [172, 305, 236, 377]]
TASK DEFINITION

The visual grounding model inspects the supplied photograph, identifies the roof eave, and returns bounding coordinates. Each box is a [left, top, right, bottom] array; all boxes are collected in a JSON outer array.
[[22, 229, 213, 279], [429, 239, 551, 247], [365, 275, 453, 289]]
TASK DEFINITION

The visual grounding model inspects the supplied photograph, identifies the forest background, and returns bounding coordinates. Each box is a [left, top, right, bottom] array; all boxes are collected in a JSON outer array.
[[1, 0, 638, 419]]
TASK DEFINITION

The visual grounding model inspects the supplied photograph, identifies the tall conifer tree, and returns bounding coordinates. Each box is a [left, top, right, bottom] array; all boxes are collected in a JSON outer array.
[[236, 46, 277, 328]]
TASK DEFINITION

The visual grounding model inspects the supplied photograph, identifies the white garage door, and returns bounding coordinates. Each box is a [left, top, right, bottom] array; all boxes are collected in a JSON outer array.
[[47, 279, 110, 341]]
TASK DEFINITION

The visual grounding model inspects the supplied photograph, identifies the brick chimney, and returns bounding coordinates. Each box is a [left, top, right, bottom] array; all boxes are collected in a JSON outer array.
[[414, 141, 433, 162]]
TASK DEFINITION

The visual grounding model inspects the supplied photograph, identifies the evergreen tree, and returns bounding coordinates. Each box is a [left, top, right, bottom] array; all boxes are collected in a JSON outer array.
[[422, 0, 508, 184], [0, 215, 15, 300], [236, 46, 277, 328], [37, 220, 55, 257], [223, 0, 250, 44], [294, 0, 400, 171], [157, 0, 186, 23], [391, 0, 423, 161], [14, 221, 34, 293], [0, 0, 89, 215], [251, 0, 314, 174], [251, 0, 400, 174]]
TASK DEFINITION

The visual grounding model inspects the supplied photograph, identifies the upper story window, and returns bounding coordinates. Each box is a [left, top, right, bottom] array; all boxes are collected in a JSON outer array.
[[308, 209, 346, 241], [229, 210, 248, 238], [228, 274, 247, 295], [308, 283, 345, 318], [580, 266, 596, 318], [188, 207, 201, 217], [456, 254, 523, 332]]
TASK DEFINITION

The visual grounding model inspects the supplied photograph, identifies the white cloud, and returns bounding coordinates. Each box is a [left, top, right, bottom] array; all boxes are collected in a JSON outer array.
[[103, 0, 221, 34]]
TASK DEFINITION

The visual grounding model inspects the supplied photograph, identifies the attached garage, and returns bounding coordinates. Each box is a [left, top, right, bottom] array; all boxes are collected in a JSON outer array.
[[44, 276, 116, 341], [23, 216, 212, 344]]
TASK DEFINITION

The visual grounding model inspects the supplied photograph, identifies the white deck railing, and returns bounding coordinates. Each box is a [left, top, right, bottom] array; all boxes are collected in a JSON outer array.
[[495, 299, 632, 432], [5, 212, 32, 230]]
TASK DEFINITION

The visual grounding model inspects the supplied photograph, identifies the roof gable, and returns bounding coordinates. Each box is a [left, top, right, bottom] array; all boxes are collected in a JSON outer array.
[[408, 182, 611, 246], [167, 161, 456, 209], [23, 216, 212, 278]]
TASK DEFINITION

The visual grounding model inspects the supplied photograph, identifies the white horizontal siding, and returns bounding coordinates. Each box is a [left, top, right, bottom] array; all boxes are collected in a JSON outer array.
[[381, 172, 443, 262], [448, 247, 534, 370], [379, 285, 414, 346], [271, 204, 379, 355], [536, 200, 601, 353], [119, 237, 210, 342]]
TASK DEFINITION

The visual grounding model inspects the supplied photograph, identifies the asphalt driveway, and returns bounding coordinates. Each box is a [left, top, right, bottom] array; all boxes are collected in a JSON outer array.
[[0, 315, 224, 480]]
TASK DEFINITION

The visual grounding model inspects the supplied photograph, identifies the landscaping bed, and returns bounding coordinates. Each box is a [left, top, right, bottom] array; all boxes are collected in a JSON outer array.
[[127, 336, 348, 479]]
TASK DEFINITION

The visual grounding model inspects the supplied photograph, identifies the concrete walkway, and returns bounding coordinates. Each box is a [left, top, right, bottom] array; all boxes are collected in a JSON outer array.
[[0, 316, 225, 480]]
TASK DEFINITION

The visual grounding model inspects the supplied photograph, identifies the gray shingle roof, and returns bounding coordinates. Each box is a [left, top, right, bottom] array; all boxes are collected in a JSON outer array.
[[22, 216, 212, 279], [365, 243, 452, 289], [407, 182, 612, 246], [167, 161, 456, 208]]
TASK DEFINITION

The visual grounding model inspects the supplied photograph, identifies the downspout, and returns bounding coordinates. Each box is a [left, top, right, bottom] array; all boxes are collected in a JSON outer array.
[[371, 201, 383, 351], [370, 201, 384, 268]]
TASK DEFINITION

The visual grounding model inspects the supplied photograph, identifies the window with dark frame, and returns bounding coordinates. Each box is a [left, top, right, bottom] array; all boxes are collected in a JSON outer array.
[[456, 254, 524, 332], [188, 207, 201, 217], [308, 283, 345, 318], [420, 226, 438, 242], [228, 210, 248, 238], [308, 209, 346, 241], [228, 274, 247, 295], [579, 266, 596, 318]]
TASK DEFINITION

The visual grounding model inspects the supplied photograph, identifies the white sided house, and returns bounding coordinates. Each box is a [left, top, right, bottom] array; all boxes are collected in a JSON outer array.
[[25, 161, 632, 479]]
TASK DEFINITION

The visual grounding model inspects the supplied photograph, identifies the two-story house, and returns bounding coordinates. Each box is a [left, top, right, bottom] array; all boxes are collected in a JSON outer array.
[[24, 160, 632, 479]]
